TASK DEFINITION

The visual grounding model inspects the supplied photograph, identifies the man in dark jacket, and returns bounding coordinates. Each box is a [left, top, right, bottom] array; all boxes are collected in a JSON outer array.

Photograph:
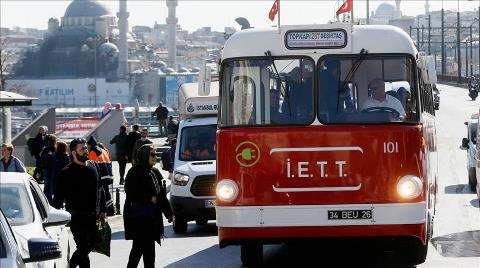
[[167, 116, 179, 143], [53, 138, 106, 268], [32, 126, 47, 182], [151, 102, 169, 137], [131, 128, 153, 165], [110, 125, 129, 185], [127, 124, 141, 163], [41, 134, 57, 203]]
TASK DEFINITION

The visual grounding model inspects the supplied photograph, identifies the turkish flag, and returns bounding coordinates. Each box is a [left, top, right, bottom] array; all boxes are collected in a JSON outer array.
[[336, 0, 351, 16], [269, 0, 279, 21]]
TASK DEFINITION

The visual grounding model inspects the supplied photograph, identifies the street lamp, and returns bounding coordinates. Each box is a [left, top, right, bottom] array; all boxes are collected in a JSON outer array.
[[81, 37, 98, 107]]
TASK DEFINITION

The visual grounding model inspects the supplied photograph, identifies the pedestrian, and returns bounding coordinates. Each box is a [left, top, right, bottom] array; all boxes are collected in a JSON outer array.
[[53, 141, 70, 205], [87, 137, 115, 216], [167, 116, 179, 143], [32, 126, 47, 182], [123, 144, 173, 268], [52, 138, 106, 268], [152, 102, 169, 137], [127, 124, 142, 163], [101, 102, 112, 119], [41, 134, 57, 203], [131, 128, 153, 166], [0, 143, 26, 173], [110, 125, 129, 185], [161, 138, 176, 180]]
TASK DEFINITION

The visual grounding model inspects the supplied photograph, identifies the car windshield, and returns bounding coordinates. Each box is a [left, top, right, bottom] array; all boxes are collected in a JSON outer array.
[[179, 124, 217, 161], [318, 55, 418, 124], [0, 184, 34, 226]]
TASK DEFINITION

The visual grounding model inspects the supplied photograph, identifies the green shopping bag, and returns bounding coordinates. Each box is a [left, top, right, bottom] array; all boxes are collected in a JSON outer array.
[[93, 220, 111, 257]]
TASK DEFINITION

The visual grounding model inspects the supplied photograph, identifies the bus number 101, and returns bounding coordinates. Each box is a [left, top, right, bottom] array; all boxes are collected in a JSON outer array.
[[383, 142, 398, 153]]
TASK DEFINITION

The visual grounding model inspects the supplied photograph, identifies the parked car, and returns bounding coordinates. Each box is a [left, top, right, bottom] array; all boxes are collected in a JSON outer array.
[[0, 172, 71, 268], [461, 113, 478, 191], [0, 208, 62, 268]]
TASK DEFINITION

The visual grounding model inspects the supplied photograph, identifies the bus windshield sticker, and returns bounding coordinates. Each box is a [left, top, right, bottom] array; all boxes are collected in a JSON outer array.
[[285, 30, 347, 49]]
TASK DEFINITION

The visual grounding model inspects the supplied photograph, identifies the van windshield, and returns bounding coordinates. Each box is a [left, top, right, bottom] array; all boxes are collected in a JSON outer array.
[[179, 124, 217, 161]]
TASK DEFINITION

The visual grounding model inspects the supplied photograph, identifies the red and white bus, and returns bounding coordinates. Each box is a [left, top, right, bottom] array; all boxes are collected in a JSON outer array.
[[215, 23, 438, 266]]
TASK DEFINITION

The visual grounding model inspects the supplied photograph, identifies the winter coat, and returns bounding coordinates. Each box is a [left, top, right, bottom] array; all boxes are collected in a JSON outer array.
[[123, 146, 172, 243], [127, 131, 141, 162], [110, 132, 129, 160], [53, 153, 70, 194], [0, 156, 26, 172]]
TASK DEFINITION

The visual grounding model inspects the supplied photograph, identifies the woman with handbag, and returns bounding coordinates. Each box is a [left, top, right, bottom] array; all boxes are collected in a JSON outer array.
[[123, 144, 173, 268]]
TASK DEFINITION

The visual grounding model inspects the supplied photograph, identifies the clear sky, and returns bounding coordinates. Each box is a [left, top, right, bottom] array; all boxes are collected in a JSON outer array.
[[2, 1, 480, 32]]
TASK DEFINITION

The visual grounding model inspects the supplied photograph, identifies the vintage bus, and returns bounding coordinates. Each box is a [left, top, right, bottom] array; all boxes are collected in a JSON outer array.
[[215, 23, 438, 266]]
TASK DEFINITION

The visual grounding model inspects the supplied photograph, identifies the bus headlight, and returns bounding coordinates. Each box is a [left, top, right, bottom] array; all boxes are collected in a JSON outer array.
[[397, 175, 423, 199], [173, 173, 190, 186], [216, 179, 238, 202]]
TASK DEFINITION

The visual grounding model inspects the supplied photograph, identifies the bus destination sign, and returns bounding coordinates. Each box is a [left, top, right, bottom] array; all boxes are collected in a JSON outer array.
[[285, 30, 347, 49]]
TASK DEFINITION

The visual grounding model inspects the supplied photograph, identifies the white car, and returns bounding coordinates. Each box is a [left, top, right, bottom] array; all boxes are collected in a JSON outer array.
[[0, 172, 71, 268], [0, 208, 62, 268]]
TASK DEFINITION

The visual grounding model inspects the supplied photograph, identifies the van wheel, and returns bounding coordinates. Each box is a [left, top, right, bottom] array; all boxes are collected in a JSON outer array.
[[240, 243, 263, 267], [468, 167, 477, 192], [406, 243, 428, 265], [173, 218, 187, 233], [195, 219, 208, 225]]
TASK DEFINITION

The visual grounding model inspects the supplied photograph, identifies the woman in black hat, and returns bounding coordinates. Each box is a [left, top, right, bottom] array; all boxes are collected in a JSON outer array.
[[123, 144, 173, 268]]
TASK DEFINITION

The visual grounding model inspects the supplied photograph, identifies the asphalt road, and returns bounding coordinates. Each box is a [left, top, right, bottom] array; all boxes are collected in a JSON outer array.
[[88, 84, 480, 268]]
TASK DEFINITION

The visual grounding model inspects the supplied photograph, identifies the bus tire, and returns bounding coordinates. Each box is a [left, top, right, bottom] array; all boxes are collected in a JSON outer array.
[[468, 167, 477, 192], [240, 243, 263, 266], [173, 217, 188, 233], [409, 243, 428, 265]]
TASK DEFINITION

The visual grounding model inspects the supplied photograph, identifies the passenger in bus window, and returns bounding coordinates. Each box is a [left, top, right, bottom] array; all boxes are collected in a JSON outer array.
[[270, 89, 287, 124], [281, 60, 313, 122], [361, 78, 406, 118]]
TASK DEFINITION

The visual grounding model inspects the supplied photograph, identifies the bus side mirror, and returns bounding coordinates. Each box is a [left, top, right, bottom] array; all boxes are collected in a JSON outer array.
[[462, 138, 469, 149], [464, 121, 468, 126]]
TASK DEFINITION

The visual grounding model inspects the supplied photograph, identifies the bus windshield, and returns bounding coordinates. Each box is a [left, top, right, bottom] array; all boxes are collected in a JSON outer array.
[[179, 124, 217, 161], [318, 55, 418, 124], [220, 57, 315, 127]]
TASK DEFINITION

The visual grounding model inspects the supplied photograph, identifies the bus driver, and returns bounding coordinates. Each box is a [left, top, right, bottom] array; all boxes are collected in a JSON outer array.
[[361, 78, 406, 117]]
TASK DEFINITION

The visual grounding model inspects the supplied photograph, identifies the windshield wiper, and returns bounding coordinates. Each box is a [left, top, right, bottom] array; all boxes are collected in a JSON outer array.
[[265, 50, 292, 116], [337, 48, 368, 112]]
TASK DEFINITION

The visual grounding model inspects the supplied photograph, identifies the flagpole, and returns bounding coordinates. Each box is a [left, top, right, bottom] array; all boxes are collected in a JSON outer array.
[[351, 0, 354, 24], [278, 0, 281, 34]]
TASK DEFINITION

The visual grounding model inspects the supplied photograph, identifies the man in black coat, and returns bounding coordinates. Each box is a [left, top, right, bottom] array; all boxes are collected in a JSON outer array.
[[151, 102, 169, 137], [32, 126, 47, 181], [110, 125, 129, 185], [53, 138, 106, 268], [127, 124, 141, 163]]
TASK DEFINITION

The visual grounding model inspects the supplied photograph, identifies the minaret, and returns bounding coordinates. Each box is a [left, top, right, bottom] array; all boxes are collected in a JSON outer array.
[[425, 0, 430, 16], [166, 0, 178, 68], [117, 0, 129, 79], [395, 0, 402, 18]]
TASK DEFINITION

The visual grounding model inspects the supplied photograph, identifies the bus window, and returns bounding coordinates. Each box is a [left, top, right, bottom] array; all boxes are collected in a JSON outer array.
[[318, 55, 419, 124], [220, 57, 314, 127]]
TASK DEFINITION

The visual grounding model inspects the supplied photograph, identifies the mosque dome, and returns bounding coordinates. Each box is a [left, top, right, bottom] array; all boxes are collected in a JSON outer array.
[[64, 0, 111, 18], [99, 42, 119, 57], [375, 3, 396, 16]]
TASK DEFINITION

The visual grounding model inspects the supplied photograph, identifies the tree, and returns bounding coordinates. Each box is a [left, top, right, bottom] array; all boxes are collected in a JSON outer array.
[[0, 38, 16, 90]]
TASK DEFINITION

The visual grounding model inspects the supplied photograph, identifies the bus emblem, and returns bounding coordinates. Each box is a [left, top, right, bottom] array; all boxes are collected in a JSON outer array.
[[235, 141, 261, 167]]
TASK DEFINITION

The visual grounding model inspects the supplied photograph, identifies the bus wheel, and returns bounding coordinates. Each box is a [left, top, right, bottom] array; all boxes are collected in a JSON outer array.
[[468, 167, 477, 192], [404, 243, 428, 265], [240, 243, 263, 266], [173, 217, 188, 233]]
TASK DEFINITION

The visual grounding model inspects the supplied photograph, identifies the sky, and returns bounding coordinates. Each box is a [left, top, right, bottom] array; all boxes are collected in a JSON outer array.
[[2, 0, 480, 32]]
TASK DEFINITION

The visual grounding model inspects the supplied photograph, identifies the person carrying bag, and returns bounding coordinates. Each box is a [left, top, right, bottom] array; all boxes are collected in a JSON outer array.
[[123, 144, 173, 268]]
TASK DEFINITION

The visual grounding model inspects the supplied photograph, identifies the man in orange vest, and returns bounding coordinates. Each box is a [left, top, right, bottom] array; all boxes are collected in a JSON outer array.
[[87, 136, 115, 216]]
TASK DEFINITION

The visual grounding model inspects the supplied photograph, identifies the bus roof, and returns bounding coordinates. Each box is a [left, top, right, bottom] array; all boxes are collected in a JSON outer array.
[[222, 24, 417, 59]]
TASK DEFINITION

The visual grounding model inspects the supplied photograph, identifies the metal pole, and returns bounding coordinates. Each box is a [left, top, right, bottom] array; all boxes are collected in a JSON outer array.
[[417, 25, 420, 50], [421, 24, 425, 51], [457, 8, 462, 83], [471, 25, 474, 76], [94, 37, 97, 107], [1, 107, 11, 144], [466, 41, 469, 77], [428, 14, 431, 54], [442, 8, 446, 75]]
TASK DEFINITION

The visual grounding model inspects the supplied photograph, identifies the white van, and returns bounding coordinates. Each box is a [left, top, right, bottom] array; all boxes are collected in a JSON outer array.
[[169, 81, 218, 233]]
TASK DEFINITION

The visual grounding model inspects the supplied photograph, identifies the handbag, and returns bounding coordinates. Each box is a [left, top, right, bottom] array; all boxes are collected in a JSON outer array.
[[92, 220, 111, 257]]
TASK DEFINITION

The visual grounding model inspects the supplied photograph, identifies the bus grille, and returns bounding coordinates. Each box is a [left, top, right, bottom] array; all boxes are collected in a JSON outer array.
[[190, 175, 216, 196]]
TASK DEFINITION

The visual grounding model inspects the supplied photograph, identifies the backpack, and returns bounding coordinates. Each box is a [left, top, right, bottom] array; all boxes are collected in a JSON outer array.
[[27, 138, 36, 156]]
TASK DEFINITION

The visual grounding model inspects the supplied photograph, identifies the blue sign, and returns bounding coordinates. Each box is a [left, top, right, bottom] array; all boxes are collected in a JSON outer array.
[[165, 75, 198, 109]]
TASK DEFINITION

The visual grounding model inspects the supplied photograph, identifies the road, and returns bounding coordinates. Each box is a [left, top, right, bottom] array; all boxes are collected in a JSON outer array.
[[88, 84, 480, 267]]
